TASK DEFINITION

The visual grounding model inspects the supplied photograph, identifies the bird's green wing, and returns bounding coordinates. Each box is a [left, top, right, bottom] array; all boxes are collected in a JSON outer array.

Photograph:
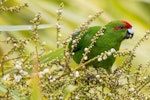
[[70, 26, 101, 63]]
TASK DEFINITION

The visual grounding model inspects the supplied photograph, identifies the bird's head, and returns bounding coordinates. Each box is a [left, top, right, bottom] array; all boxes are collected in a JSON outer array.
[[105, 20, 134, 41]]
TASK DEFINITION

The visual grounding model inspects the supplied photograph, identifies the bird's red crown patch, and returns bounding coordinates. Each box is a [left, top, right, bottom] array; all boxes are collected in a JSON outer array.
[[122, 20, 132, 28]]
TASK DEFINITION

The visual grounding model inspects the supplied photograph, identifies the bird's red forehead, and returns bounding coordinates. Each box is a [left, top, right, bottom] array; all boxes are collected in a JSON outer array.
[[122, 20, 132, 28]]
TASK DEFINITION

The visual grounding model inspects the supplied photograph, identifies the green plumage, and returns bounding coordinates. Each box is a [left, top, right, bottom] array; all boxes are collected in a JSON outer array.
[[69, 20, 133, 73]]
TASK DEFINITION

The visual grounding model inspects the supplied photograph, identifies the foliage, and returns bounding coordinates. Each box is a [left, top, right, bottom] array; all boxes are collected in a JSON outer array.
[[0, 0, 150, 100]]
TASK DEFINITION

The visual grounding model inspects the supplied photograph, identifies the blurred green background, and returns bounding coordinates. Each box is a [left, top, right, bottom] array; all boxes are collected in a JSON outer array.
[[0, 0, 150, 66]]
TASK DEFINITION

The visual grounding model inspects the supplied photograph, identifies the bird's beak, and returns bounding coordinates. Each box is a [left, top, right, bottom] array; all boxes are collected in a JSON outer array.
[[125, 28, 134, 39]]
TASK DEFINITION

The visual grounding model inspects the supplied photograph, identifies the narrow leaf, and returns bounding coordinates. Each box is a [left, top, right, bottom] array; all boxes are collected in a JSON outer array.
[[40, 48, 64, 63], [63, 85, 77, 100], [0, 24, 55, 31]]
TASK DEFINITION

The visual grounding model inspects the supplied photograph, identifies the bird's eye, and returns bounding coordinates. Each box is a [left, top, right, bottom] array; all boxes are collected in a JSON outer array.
[[119, 26, 125, 29], [114, 26, 125, 30]]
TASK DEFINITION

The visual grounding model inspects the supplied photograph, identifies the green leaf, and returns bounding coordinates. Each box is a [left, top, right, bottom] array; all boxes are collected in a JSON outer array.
[[40, 48, 64, 63], [0, 85, 7, 94], [0, 24, 54, 31], [30, 72, 43, 100], [12, 90, 21, 100], [0, 85, 28, 100], [63, 85, 77, 100]]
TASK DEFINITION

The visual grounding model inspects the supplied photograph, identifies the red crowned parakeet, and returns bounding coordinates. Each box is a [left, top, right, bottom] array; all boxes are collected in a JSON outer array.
[[69, 20, 134, 73]]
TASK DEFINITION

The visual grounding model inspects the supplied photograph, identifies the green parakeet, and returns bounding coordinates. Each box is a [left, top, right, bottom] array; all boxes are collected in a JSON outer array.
[[69, 20, 134, 73]]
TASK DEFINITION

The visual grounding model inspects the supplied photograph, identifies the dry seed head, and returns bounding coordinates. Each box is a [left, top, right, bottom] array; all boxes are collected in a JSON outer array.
[[143, 76, 147, 79], [56, 41, 61, 45], [132, 31, 150, 52], [49, 78, 56, 82], [130, 98, 134, 100], [71, 45, 74, 48], [98, 57, 102, 62], [42, 41, 46, 45], [80, 27, 105, 64], [88, 15, 92, 18], [71, 52, 75, 55], [15, 63, 22, 69], [4, 56, 8, 60], [75, 96, 80, 99], [0, 2, 28, 12], [56, 2, 64, 14], [58, 33, 62, 37], [72, 11, 103, 54], [99, 79, 102, 82], [107, 51, 112, 56], [19, 70, 28, 76], [25, 40, 29, 44], [2, 74, 10, 81], [102, 55, 107, 60], [6, 37, 11, 41], [110, 48, 116, 53], [96, 75, 100, 78], [65, 52, 70, 56], [74, 71, 79, 77], [0, 0, 7, 4], [145, 35, 149, 40], [129, 87, 135, 92], [83, 56, 88, 60], [43, 68, 49, 74], [56, 3, 64, 48], [13, 43, 18, 47], [84, 48, 88, 51], [65, 38, 70, 43], [58, 66, 63, 71], [56, 9, 63, 14], [70, 73, 73, 77], [119, 81, 126, 85], [79, 51, 112, 65], [100, 32, 104, 35], [14, 74, 22, 83], [56, 23, 61, 29], [72, 40, 77, 44]]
